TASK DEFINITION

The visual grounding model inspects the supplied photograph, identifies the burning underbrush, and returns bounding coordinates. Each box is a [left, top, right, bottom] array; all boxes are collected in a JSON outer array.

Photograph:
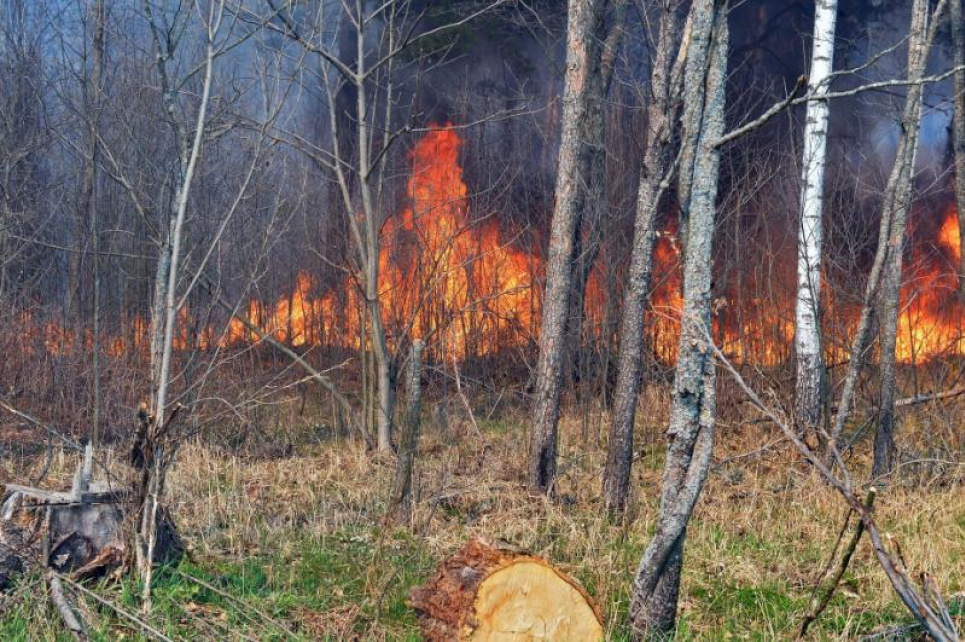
[[10, 126, 965, 385], [6, 127, 965, 461]]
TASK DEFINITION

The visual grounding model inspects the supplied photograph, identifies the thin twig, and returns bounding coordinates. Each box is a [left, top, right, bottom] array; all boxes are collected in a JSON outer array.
[[58, 575, 174, 642], [174, 569, 297, 639]]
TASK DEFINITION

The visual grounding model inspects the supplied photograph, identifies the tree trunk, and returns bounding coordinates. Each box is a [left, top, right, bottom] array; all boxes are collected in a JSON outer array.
[[951, 0, 965, 306], [388, 340, 424, 524], [529, 0, 609, 492], [829, 0, 939, 453], [87, 0, 106, 447], [565, 0, 627, 400], [794, 0, 838, 435], [372, 307, 395, 451], [873, 0, 930, 478], [629, 0, 727, 635], [355, 6, 395, 453], [139, 1, 220, 608], [602, 0, 683, 516]]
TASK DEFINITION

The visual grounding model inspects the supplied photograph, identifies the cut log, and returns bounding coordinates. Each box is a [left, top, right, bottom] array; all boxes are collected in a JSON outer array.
[[409, 538, 604, 641]]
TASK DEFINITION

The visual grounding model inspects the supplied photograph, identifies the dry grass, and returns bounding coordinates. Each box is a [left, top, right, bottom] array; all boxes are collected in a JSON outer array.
[[1, 386, 964, 639]]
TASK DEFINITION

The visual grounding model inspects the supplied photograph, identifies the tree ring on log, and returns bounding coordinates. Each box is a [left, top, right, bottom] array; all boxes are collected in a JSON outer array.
[[410, 538, 604, 640]]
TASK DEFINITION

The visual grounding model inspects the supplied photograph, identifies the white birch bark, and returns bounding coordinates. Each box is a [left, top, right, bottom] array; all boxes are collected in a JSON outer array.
[[794, 0, 838, 432]]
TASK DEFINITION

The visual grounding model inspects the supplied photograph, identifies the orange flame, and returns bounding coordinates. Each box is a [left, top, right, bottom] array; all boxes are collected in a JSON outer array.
[[895, 204, 964, 363], [15, 127, 965, 369]]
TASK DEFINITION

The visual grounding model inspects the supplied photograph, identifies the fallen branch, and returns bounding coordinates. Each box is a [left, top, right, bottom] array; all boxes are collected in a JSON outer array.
[[699, 321, 961, 641], [173, 569, 297, 639], [59, 575, 174, 642], [895, 386, 965, 408], [798, 488, 876, 638], [48, 572, 87, 641]]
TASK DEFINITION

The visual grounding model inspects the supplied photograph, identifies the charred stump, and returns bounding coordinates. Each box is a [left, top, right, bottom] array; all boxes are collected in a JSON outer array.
[[0, 444, 182, 588]]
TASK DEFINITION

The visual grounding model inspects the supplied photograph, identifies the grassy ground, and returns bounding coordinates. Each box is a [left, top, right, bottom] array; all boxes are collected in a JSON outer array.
[[1, 390, 964, 640]]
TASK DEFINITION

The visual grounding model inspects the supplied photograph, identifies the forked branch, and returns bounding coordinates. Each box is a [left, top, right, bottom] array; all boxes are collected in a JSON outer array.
[[699, 321, 960, 641]]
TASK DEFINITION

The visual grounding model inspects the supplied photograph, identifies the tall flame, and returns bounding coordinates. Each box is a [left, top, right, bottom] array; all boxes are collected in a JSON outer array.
[[222, 123, 540, 358], [895, 204, 964, 363]]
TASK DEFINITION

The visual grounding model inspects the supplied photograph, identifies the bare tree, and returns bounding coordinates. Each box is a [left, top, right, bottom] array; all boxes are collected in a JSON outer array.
[[268, 0, 506, 452], [0, 0, 47, 300], [874, 0, 937, 477], [951, 0, 965, 306], [828, 0, 945, 462], [628, 0, 727, 633], [137, 0, 223, 608], [79, 0, 107, 446], [794, 0, 838, 436], [602, 0, 689, 516], [529, 0, 611, 492]]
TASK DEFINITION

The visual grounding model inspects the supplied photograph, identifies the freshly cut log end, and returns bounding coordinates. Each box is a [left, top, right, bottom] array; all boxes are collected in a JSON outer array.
[[410, 538, 603, 641]]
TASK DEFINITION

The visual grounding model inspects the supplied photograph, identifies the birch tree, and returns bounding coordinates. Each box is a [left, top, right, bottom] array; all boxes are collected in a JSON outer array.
[[794, 0, 838, 436], [629, 0, 727, 633]]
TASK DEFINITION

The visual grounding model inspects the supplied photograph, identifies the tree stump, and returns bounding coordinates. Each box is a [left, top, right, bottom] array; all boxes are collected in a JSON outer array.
[[0, 480, 127, 581], [0, 445, 183, 587], [409, 538, 604, 641]]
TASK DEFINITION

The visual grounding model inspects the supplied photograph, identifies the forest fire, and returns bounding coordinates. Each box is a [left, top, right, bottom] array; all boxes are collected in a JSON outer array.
[[895, 204, 964, 363], [216, 124, 543, 357], [14, 128, 965, 367], [17, 126, 540, 360]]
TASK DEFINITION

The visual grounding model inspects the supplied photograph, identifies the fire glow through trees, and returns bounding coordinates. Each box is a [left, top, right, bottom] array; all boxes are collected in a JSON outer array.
[[15, 125, 965, 366]]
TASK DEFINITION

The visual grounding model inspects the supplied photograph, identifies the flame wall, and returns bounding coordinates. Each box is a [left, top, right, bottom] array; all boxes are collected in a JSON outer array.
[[17, 126, 965, 367]]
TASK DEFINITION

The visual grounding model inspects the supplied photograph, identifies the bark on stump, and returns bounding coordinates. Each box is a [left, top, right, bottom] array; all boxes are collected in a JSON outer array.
[[409, 538, 603, 640], [0, 446, 183, 587]]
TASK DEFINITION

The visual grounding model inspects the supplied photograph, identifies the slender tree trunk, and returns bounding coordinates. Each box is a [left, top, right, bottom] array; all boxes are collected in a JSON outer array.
[[794, 0, 838, 435], [529, 0, 609, 491], [951, 0, 965, 305], [830, 0, 940, 453], [70, 0, 109, 326], [140, 2, 220, 609], [629, 0, 727, 635], [388, 340, 424, 524], [566, 0, 628, 395], [353, 0, 396, 452], [603, 0, 684, 516], [873, 0, 931, 478], [85, 0, 106, 447]]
